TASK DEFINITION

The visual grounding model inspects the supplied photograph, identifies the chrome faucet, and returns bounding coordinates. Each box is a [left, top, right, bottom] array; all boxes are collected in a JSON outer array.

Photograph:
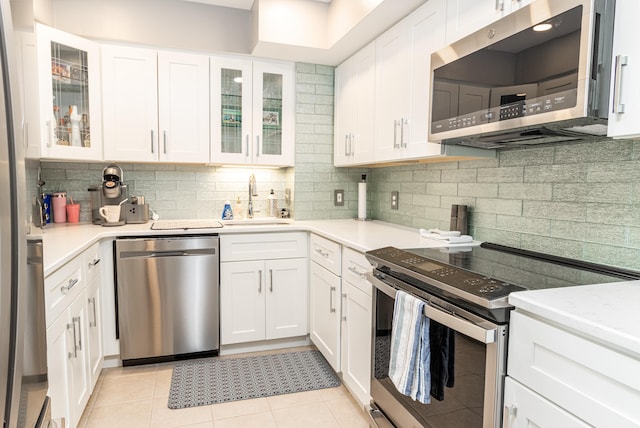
[[248, 173, 257, 218]]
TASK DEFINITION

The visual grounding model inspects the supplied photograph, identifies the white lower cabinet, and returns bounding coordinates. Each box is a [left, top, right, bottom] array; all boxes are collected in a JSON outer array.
[[45, 244, 102, 428], [506, 310, 640, 427], [310, 261, 342, 371], [220, 233, 308, 346]]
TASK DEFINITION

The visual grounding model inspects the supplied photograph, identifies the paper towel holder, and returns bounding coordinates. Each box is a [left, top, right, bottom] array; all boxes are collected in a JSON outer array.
[[356, 174, 372, 221]]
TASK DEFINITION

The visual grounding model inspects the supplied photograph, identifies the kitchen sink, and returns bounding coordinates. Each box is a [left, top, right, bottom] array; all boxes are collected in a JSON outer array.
[[220, 218, 293, 226]]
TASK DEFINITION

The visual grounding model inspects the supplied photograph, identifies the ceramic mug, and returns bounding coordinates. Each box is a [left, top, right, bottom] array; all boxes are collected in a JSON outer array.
[[99, 205, 121, 223]]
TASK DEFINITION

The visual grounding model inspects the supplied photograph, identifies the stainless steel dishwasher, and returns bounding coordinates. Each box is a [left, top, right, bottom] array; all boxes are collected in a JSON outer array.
[[115, 235, 219, 365]]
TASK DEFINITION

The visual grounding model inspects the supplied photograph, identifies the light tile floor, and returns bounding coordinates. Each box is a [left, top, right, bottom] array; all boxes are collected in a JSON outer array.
[[78, 347, 370, 428]]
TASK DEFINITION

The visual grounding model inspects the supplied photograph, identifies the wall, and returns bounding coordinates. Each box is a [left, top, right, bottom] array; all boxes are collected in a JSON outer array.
[[368, 139, 640, 270]]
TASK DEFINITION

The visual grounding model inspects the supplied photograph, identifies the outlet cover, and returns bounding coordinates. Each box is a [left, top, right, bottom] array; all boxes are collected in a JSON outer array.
[[391, 191, 399, 210], [334, 189, 344, 206]]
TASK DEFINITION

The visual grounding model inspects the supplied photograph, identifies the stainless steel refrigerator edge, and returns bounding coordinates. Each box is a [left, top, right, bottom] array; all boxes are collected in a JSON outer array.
[[1, 0, 43, 427]]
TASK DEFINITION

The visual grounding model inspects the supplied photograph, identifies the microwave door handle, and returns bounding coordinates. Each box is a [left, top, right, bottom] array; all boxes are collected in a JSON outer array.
[[612, 54, 628, 114], [369, 273, 496, 344]]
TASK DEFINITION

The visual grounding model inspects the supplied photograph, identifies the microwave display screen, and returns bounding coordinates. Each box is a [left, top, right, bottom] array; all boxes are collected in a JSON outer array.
[[431, 6, 583, 135]]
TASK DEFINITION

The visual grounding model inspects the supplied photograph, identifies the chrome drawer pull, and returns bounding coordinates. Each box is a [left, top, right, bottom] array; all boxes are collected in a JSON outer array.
[[347, 265, 366, 278], [330, 286, 336, 313], [269, 269, 273, 292], [61, 278, 79, 294], [315, 248, 329, 257], [258, 270, 262, 293], [90, 297, 98, 327], [88, 258, 101, 268]]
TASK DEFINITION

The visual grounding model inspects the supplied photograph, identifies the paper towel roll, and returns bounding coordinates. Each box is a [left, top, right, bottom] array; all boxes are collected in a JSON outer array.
[[358, 181, 367, 219]]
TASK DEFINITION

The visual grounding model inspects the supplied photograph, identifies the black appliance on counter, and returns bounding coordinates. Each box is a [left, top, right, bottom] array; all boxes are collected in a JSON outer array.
[[365, 243, 640, 428]]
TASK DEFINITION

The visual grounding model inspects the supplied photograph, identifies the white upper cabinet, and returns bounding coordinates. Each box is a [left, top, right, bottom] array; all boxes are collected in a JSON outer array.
[[102, 45, 158, 162], [445, 0, 531, 44], [211, 57, 295, 167], [157, 51, 210, 163], [334, 42, 375, 166], [374, 0, 446, 162], [35, 24, 102, 161], [102, 46, 209, 163], [607, 0, 640, 139]]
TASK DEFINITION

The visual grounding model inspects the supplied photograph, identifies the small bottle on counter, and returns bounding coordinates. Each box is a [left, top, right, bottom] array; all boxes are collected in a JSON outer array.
[[234, 196, 244, 219], [221, 200, 233, 220]]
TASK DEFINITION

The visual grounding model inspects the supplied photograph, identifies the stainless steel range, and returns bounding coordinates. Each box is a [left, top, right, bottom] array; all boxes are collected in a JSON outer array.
[[365, 243, 639, 428]]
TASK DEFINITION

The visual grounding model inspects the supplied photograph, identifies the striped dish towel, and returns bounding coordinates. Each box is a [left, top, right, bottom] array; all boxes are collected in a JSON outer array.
[[388, 290, 431, 404]]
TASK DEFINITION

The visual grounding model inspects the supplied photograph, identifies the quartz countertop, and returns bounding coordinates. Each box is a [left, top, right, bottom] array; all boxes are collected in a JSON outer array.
[[35, 218, 478, 276], [509, 281, 640, 359]]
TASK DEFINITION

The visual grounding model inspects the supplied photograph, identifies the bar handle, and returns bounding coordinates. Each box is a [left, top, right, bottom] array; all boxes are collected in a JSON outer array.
[[246, 135, 250, 158], [163, 130, 167, 154], [329, 286, 336, 313], [344, 134, 349, 156], [258, 270, 262, 293], [67, 321, 78, 359], [393, 120, 399, 148], [503, 405, 517, 428], [255, 135, 260, 157], [269, 269, 273, 292], [341, 293, 347, 321], [90, 297, 98, 327], [612, 54, 628, 114], [150, 129, 155, 154], [61, 278, 79, 294]]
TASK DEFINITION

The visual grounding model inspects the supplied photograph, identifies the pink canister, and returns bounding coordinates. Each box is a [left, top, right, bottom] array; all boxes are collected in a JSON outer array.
[[52, 192, 67, 223]]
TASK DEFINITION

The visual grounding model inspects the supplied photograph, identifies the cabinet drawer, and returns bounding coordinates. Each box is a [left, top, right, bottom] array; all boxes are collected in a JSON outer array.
[[342, 247, 372, 296], [310, 234, 341, 276], [508, 311, 640, 427], [220, 232, 308, 262], [84, 243, 101, 282], [44, 255, 84, 327]]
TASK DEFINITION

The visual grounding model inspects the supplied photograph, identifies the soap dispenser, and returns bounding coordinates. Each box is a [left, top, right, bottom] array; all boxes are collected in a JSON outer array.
[[234, 196, 244, 220]]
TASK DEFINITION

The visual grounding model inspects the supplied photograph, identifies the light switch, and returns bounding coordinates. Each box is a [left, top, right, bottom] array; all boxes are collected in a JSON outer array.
[[391, 191, 399, 210], [335, 189, 344, 206]]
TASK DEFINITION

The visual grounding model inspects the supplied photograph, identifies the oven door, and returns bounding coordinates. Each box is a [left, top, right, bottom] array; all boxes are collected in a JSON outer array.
[[367, 273, 508, 428]]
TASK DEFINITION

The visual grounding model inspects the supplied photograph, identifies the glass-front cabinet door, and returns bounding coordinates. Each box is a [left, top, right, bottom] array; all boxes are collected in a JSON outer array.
[[36, 24, 102, 160], [211, 56, 294, 166], [253, 60, 294, 166], [210, 56, 253, 165]]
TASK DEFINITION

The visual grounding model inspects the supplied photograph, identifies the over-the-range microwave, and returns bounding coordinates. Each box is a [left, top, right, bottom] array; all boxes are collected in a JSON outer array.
[[429, 0, 615, 149]]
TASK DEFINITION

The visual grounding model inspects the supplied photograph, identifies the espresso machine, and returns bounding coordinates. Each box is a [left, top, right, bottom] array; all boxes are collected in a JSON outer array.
[[88, 165, 128, 224]]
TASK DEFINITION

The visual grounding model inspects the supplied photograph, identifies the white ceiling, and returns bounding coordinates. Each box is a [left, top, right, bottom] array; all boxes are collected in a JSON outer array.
[[182, 0, 331, 10]]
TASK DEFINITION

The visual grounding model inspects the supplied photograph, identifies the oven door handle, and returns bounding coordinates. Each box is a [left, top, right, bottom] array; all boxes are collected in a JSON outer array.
[[369, 273, 497, 344]]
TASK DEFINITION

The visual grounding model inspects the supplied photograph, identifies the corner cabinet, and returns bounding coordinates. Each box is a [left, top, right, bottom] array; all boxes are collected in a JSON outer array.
[[101, 45, 210, 163], [211, 57, 295, 166], [35, 24, 102, 161]]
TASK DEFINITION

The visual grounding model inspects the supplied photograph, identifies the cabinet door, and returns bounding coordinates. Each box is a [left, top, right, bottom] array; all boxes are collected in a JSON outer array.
[[405, 0, 446, 158], [210, 56, 253, 164], [607, 0, 640, 139], [309, 261, 341, 371], [503, 377, 591, 428], [334, 43, 375, 166], [36, 24, 102, 160], [102, 45, 159, 162], [157, 51, 210, 163], [86, 281, 102, 391], [265, 258, 308, 339], [67, 292, 90, 428], [445, 0, 507, 44], [341, 281, 372, 407], [252, 60, 295, 166], [374, 20, 412, 161], [46, 313, 72, 427], [220, 260, 265, 344]]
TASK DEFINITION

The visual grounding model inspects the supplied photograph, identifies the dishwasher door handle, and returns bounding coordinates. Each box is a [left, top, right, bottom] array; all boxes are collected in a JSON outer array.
[[119, 250, 214, 259]]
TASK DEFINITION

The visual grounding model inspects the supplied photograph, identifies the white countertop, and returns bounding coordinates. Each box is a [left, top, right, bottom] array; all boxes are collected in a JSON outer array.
[[35, 218, 477, 276], [509, 281, 640, 359]]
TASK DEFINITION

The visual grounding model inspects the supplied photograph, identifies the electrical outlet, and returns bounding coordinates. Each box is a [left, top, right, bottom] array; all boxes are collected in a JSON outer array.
[[391, 191, 399, 210], [334, 189, 344, 206]]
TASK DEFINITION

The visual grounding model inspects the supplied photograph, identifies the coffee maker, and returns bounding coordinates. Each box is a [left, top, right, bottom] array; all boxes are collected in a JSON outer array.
[[88, 165, 128, 224]]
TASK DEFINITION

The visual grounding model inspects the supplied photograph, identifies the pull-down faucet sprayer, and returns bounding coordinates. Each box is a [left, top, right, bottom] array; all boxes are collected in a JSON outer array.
[[248, 173, 257, 218]]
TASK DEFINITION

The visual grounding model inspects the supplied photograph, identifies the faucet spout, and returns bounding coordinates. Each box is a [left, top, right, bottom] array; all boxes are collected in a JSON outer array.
[[248, 173, 256, 218]]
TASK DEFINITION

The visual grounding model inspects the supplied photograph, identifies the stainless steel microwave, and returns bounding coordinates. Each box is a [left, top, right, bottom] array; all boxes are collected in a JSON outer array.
[[429, 0, 615, 149]]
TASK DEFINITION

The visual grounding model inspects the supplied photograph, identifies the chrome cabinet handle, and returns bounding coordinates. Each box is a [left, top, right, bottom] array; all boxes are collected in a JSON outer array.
[[350, 133, 354, 156], [76, 316, 83, 351], [258, 270, 262, 293], [344, 134, 349, 156], [315, 247, 329, 257], [503, 405, 517, 428], [60, 278, 79, 294], [341, 293, 347, 321], [347, 265, 366, 278], [88, 258, 101, 269], [401, 118, 408, 148], [269, 269, 274, 292], [393, 120, 399, 148], [329, 286, 336, 313], [67, 321, 78, 359], [163, 130, 167, 154], [246, 135, 249, 158], [89, 297, 98, 327], [255, 135, 260, 157], [612, 54, 628, 114], [150, 129, 155, 154]]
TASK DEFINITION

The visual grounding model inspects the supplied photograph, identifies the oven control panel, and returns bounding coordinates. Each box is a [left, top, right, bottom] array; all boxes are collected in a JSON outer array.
[[367, 247, 526, 300]]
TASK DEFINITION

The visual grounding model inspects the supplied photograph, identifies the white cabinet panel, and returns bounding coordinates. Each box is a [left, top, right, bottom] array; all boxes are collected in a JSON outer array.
[[309, 261, 341, 371], [608, 0, 640, 139], [265, 258, 308, 339]]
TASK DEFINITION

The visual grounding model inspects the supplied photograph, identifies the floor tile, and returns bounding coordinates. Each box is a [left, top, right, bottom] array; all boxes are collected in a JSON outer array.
[[149, 397, 212, 428], [266, 389, 324, 410], [212, 411, 277, 428], [94, 372, 156, 406], [85, 399, 153, 428], [211, 397, 270, 420], [271, 401, 340, 428]]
